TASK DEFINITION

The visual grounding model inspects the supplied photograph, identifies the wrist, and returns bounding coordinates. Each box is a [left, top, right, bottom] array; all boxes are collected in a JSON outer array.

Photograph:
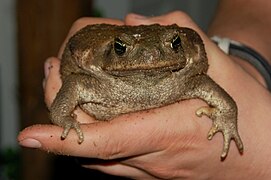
[[210, 36, 271, 91]]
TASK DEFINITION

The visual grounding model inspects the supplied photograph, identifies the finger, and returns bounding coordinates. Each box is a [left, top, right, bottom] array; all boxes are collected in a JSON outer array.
[[58, 17, 124, 58], [43, 57, 61, 107], [125, 11, 200, 31], [18, 101, 207, 159], [18, 107, 179, 159], [120, 151, 190, 180], [83, 162, 153, 179]]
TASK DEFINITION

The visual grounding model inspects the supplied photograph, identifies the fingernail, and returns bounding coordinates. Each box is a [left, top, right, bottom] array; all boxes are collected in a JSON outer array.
[[19, 138, 42, 148]]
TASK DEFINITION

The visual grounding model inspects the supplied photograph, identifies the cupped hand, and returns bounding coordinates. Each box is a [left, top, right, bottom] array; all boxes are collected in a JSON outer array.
[[18, 12, 271, 179]]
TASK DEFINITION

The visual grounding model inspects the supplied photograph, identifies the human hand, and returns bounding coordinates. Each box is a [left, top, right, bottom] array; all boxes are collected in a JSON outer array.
[[18, 12, 271, 179]]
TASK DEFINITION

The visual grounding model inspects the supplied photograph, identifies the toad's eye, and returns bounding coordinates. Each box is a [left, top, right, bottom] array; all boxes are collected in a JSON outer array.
[[171, 35, 182, 52], [114, 38, 126, 56]]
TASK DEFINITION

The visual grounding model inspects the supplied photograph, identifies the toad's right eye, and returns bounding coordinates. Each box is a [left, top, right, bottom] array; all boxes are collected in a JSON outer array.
[[114, 38, 126, 56], [171, 35, 182, 52]]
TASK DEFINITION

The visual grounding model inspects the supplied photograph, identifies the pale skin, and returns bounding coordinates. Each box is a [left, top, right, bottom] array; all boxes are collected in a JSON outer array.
[[18, 3, 271, 179]]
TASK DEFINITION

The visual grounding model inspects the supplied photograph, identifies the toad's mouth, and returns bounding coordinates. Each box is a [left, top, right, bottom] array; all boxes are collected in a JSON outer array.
[[104, 62, 185, 76]]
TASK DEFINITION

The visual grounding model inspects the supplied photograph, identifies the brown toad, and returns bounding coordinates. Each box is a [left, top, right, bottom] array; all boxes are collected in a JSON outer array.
[[49, 24, 243, 159]]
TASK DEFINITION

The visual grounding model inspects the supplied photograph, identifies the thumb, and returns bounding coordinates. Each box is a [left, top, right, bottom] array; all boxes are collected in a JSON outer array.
[[17, 110, 168, 159]]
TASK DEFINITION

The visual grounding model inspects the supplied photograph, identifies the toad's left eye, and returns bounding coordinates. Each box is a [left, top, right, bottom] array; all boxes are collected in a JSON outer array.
[[114, 38, 126, 56], [171, 35, 182, 52]]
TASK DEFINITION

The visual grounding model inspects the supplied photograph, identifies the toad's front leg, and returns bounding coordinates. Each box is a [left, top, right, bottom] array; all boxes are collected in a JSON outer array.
[[187, 75, 244, 160], [49, 75, 83, 143]]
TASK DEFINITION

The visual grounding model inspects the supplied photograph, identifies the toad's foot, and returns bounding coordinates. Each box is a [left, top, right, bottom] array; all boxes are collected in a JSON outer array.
[[196, 106, 244, 160], [60, 116, 84, 144]]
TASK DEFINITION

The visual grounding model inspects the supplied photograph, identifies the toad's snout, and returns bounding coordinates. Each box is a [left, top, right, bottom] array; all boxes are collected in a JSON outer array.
[[139, 47, 162, 64]]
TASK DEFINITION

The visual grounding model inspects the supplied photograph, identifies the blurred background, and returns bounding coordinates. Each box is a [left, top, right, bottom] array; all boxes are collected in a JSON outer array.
[[0, 0, 219, 179]]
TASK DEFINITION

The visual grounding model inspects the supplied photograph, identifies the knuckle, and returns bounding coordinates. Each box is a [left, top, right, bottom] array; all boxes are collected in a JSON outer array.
[[169, 10, 190, 19], [165, 11, 194, 26], [71, 17, 91, 29]]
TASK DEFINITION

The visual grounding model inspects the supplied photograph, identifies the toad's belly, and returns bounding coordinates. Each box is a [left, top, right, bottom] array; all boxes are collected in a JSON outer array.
[[78, 78, 185, 120]]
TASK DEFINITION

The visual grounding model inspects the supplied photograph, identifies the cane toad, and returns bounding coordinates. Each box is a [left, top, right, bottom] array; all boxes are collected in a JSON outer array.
[[49, 24, 244, 159]]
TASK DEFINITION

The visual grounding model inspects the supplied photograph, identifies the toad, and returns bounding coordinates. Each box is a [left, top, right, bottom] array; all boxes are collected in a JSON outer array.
[[49, 24, 243, 159]]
